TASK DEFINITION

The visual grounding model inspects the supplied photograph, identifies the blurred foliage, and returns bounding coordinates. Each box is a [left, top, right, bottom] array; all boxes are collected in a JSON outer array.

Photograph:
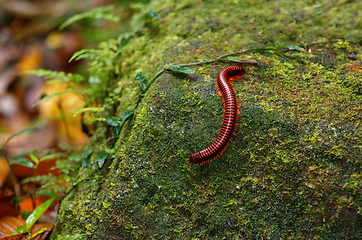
[[0, 0, 153, 238]]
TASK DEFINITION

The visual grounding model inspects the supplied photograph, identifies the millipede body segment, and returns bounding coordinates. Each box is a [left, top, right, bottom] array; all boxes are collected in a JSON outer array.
[[189, 66, 246, 167]]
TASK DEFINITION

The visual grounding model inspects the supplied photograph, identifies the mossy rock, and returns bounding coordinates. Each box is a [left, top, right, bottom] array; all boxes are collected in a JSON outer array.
[[52, 0, 361, 239]]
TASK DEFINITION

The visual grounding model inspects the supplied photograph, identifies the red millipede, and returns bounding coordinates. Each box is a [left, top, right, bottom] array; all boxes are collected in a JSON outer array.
[[189, 66, 246, 168]]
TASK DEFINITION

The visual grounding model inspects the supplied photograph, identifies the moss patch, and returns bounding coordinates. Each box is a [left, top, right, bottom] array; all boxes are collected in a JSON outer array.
[[52, 0, 361, 239]]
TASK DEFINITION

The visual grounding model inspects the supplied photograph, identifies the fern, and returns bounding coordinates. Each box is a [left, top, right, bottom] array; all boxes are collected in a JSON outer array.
[[72, 107, 104, 117], [59, 5, 120, 30], [20, 174, 58, 185], [24, 69, 85, 83], [70, 39, 120, 73], [69, 38, 123, 103]]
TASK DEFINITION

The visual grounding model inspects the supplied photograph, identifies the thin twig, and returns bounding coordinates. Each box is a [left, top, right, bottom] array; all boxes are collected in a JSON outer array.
[[123, 40, 343, 127]]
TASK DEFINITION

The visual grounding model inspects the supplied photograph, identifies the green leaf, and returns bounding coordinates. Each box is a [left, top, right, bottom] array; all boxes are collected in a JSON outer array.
[[16, 225, 27, 233], [135, 72, 146, 82], [167, 66, 195, 75], [72, 107, 104, 117], [285, 45, 305, 51], [106, 117, 119, 126], [32, 227, 48, 238], [82, 149, 93, 159], [226, 56, 258, 64], [20, 210, 32, 220], [227, 56, 242, 63], [120, 37, 128, 48], [88, 76, 101, 84], [118, 110, 133, 122], [29, 154, 39, 166], [140, 82, 147, 92], [26, 198, 55, 230], [96, 152, 108, 168], [10, 158, 36, 169], [68, 154, 81, 162], [50, 162, 79, 173], [69, 49, 97, 62], [315, 7, 323, 14], [24, 69, 85, 83], [81, 159, 88, 168], [113, 126, 120, 136], [145, 11, 160, 21], [39, 152, 65, 163], [0, 126, 34, 150], [35, 189, 61, 200], [20, 174, 57, 185]]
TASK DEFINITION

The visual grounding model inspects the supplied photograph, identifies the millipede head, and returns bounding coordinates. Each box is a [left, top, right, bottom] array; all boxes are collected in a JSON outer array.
[[189, 152, 200, 164], [225, 67, 246, 82]]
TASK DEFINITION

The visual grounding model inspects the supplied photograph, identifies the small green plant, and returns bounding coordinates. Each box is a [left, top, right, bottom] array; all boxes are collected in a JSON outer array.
[[16, 198, 55, 237], [0, 126, 92, 237], [59, 5, 121, 30], [0, 127, 34, 208]]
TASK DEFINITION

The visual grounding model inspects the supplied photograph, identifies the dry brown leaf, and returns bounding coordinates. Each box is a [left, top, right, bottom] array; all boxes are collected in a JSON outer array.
[[0, 216, 25, 237], [0, 218, 54, 239], [0, 232, 30, 240]]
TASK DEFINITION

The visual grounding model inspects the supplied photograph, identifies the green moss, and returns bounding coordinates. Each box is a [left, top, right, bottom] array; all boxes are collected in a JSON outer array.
[[52, 0, 361, 239]]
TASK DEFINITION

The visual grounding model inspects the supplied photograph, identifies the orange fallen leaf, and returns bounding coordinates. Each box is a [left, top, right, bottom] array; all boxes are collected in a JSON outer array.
[[0, 217, 54, 240], [16, 45, 42, 72], [0, 157, 10, 187], [18, 197, 44, 216]]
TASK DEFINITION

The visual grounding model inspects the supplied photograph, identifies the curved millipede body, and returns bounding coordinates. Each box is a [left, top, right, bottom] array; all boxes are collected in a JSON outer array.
[[189, 66, 246, 167]]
